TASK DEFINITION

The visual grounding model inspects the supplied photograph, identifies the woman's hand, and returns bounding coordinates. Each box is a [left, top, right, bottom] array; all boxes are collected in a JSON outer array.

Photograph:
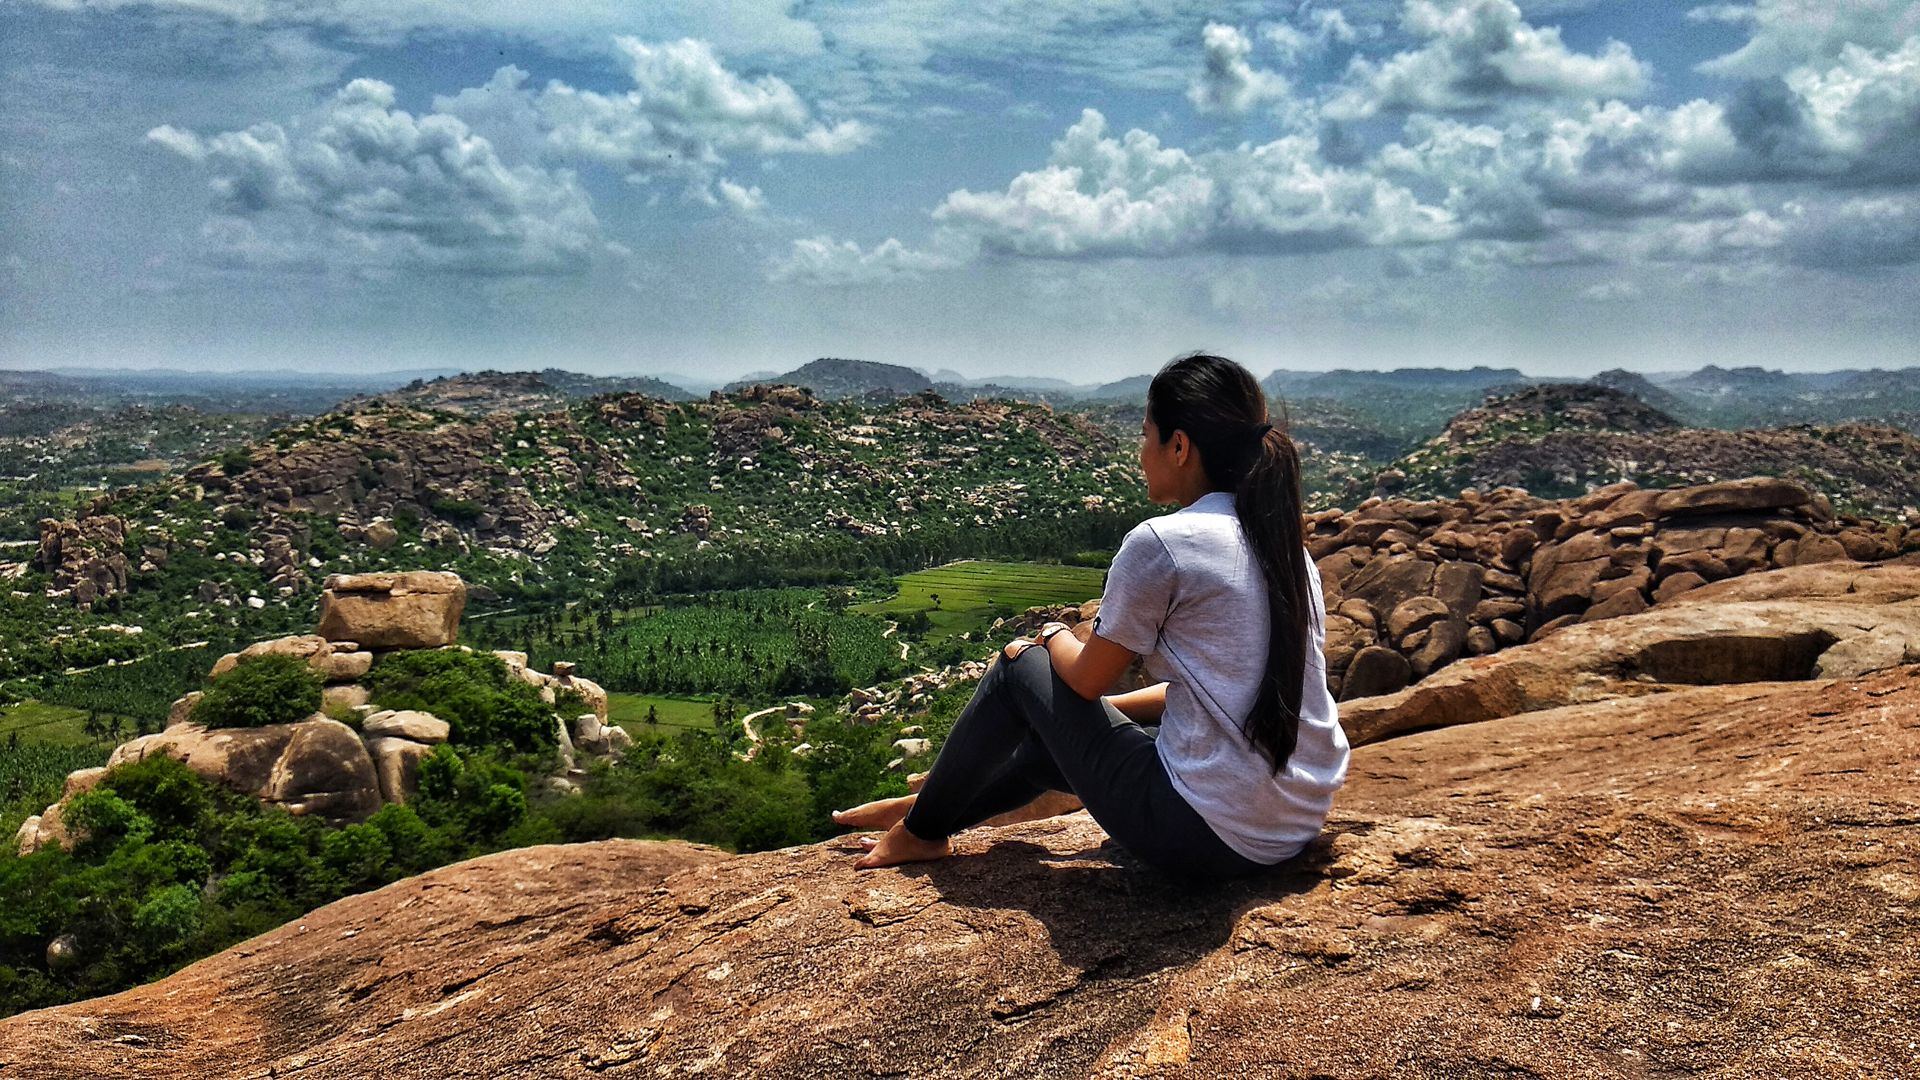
[[1002, 622, 1070, 660]]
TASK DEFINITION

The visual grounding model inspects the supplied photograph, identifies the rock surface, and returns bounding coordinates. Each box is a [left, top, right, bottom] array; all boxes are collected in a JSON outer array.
[[4, 658, 1916, 1077], [315, 571, 466, 649]]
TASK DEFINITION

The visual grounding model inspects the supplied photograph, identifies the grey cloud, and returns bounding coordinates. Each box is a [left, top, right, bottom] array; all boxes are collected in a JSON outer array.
[[148, 79, 603, 276], [436, 38, 870, 203], [1783, 195, 1920, 267], [1715, 37, 1920, 186], [1698, 0, 1920, 77]]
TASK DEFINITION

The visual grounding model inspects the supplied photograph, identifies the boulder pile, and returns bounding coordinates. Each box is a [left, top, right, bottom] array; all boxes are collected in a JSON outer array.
[[1307, 476, 1920, 699], [13, 571, 619, 856]]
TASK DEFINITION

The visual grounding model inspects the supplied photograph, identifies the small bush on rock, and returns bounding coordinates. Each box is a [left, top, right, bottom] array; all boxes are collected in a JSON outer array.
[[364, 650, 555, 752], [189, 655, 322, 729]]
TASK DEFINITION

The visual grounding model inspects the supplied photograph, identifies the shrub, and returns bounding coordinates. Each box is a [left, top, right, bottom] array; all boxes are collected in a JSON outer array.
[[364, 650, 556, 752], [189, 654, 323, 729]]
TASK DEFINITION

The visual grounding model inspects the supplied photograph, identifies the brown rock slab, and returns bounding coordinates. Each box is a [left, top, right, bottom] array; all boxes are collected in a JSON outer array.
[[4, 670, 1918, 1077], [1651, 476, 1812, 517], [361, 709, 450, 744], [209, 634, 333, 679], [316, 571, 466, 649]]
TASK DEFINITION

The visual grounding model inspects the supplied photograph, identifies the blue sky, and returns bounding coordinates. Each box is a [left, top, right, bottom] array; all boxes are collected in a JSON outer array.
[[2, 1, 1918, 382]]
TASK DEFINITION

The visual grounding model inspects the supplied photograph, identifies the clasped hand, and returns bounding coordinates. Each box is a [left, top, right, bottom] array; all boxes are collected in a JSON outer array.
[[1002, 621, 1071, 660]]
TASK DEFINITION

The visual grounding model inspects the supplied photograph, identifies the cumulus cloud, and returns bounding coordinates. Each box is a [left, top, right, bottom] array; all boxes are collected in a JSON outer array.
[[147, 78, 602, 275], [1188, 23, 1292, 115], [1376, 102, 1740, 241], [932, 109, 1450, 259], [437, 38, 871, 203], [1716, 37, 1920, 185], [1326, 0, 1649, 119], [767, 234, 971, 285], [1781, 194, 1920, 267], [1262, 9, 1367, 65], [1698, 0, 1920, 77]]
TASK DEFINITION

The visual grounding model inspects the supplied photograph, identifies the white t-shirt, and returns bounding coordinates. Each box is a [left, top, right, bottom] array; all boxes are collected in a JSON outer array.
[[1091, 490, 1349, 864]]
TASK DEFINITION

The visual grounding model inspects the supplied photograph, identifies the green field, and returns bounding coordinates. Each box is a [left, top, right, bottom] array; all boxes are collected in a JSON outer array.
[[606, 693, 726, 734], [0, 700, 127, 747], [854, 560, 1108, 641]]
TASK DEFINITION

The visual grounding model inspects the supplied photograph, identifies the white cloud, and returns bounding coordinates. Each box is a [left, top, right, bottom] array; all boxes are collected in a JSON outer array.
[[1698, 0, 1920, 77], [1375, 104, 1721, 246], [437, 38, 871, 203], [768, 234, 969, 285], [1188, 23, 1291, 115], [1326, 0, 1649, 119], [1580, 278, 1641, 301], [148, 78, 602, 275], [932, 109, 1450, 259], [715, 178, 767, 214]]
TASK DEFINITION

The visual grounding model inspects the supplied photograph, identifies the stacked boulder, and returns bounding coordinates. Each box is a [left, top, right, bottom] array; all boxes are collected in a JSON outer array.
[[15, 570, 618, 855]]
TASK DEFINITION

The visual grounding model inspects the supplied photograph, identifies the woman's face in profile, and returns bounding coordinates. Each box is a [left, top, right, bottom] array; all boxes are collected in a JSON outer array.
[[1139, 412, 1179, 505]]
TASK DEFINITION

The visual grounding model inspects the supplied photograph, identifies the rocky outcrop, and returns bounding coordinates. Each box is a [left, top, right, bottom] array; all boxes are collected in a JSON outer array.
[[16, 716, 384, 853], [1304, 477, 1919, 698], [316, 571, 467, 649], [1337, 560, 1920, 746], [16, 573, 619, 854], [4, 652, 1915, 1076], [1376, 383, 1920, 519], [32, 514, 130, 609]]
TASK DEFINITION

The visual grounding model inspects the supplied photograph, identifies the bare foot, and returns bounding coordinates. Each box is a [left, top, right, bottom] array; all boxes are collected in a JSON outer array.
[[832, 794, 917, 830], [852, 821, 950, 870]]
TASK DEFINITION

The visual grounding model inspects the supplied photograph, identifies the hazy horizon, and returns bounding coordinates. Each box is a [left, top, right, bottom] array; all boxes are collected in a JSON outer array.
[[6, 1, 1919, 381]]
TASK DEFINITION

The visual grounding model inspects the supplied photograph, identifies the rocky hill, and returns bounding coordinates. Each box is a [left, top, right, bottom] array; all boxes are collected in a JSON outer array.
[[3, 384, 1144, 693], [350, 370, 696, 415], [724, 358, 935, 400], [1635, 363, 1920, 430], [1375, 384, 1920, 518], [4, 559, 1916, 1077]]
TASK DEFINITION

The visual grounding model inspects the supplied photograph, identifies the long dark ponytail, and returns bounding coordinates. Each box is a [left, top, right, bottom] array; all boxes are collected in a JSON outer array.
[[1146, 353, 1309, 775]]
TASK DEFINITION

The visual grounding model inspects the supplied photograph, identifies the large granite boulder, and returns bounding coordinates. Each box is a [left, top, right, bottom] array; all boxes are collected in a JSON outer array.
[[365, 737, 438, 805], [316, 571, 466, 650], [209, 634, 335, 679], [107, 717, 379, 822]]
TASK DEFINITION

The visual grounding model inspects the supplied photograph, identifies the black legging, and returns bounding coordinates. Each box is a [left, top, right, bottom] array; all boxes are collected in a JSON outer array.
[[901, 643, 1267, 880]]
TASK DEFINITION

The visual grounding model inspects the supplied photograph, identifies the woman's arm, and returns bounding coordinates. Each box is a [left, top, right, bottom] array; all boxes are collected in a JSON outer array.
[[1102, 682, 1168, 722], [1001, 623, 1138, 701]]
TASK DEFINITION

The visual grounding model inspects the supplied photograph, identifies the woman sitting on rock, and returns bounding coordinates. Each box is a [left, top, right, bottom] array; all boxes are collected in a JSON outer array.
[[834, 353, 1350, 876]]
